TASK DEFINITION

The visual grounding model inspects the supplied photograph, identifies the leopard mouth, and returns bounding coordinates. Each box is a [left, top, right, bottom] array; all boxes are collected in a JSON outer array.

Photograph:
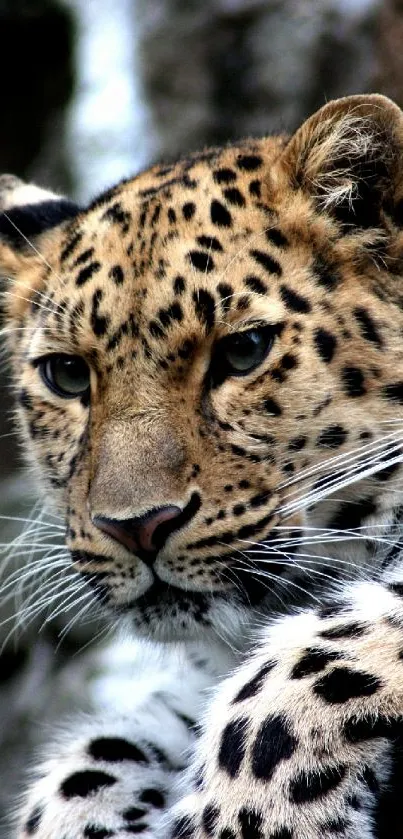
[[73, 540, 291, 617], [120, 555, 292, 642], [119, 577, 210, 613], [74, 545, 296, 643]]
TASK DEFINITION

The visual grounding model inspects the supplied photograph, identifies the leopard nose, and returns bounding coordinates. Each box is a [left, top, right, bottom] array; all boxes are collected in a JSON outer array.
[[92, 505, 183, 563]]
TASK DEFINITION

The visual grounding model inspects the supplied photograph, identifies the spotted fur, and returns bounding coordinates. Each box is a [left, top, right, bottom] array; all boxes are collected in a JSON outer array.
[[2, 95, 403, 837]]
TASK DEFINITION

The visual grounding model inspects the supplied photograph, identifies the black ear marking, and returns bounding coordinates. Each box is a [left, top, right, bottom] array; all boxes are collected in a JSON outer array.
[[0, 199, 79, 250]]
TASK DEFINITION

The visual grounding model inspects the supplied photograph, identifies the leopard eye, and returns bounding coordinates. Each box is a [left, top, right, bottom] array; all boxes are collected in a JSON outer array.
[[38, 354, 91, 400], [223, 328, 273, 374], [210, 325, 277, 387]]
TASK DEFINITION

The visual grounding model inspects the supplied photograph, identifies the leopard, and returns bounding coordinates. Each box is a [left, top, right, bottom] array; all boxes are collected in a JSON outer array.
[[2, 93, 403, 839]]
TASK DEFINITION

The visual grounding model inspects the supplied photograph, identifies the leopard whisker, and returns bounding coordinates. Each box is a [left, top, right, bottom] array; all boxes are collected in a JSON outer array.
[[246, 543, 375, 575], [0, 211, 64, 283], [244, 538, 377, 585], [269, 525, 401, 549], [279, 431, 403, 494], [240, 555, 353, 590], [57, 608, 112, 657], [279, 448, 403, 516], [243, 535, 373, 582], [233, 554, 322, 604], [0, 541, 67, 557], [0, 513, 64, 530], [216, 561, 251, 605], [0, 568, 77, 644], [17, 566, 77, 606], [0, 557, 70, 600], [1, 290, 58, 317], [228, 549, 292, 611], [280, 459, 402, 504], [42, 584, 96, 626]]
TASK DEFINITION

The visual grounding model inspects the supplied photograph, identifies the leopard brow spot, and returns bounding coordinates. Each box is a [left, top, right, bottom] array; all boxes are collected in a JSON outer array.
[[249, 180, 261, 197], [218, 717, 248, 777], [108, 264, 125, 285], [24, 806, 43, 835], [244, 275, 267, 294], [223, 187, 245, 206], [314, 328, 337, 363], [173, 275, 186, 294], [280, 285, 311, 313], [217, 282, 233, 310], [76, 261, 101, 287], [60, 769, 117, 799], [188, 250, 215, 273], [60, 230, 83, 262], [250, 249, 282, 276], [313, 255, 340, 290], [183, 202, 196, 220], [193, 289, 216, 332], [196, 235, 223, 252], [89, 737, 149, 763], [251, 715, 297, 781], [342, 366, 367, 397], [236, 154, 263, 171], [265, 228, 288, 248], [211, 199, 232, 227], [73, 247, 94, 267], [213, 167, 237, 184], [237, 294, 251, 310], [290, 764, 346, 803]]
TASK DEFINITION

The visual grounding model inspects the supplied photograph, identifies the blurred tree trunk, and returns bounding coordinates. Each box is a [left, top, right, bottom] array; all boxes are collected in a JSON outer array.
[[0, 0, 75, 477], [378, 0, 403, 110], [135, 0, 379, 162]]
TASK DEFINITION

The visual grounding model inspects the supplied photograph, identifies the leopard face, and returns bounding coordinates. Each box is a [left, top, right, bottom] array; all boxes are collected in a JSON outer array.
[[3, 95, 403, 643]]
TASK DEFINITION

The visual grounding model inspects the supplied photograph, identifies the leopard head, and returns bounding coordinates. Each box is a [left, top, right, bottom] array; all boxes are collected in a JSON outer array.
[[2, 95, 403, 643]]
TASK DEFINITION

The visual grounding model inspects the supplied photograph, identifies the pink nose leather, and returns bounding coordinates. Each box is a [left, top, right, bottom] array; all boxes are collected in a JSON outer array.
[[93, 505, 182, 557]]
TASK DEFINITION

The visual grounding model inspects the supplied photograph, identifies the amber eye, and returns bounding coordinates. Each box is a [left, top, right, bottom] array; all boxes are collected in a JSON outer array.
[[38, 354, 91, 400], [210, 325, 277, 387]]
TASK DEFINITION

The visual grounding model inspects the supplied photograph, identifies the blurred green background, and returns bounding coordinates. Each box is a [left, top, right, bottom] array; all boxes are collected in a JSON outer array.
[[0, 0, 399, 828]]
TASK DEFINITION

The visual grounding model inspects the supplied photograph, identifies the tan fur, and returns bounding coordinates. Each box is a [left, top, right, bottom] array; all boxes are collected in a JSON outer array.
[[4, 93, 403, 839], [1, 96, 403, 636]]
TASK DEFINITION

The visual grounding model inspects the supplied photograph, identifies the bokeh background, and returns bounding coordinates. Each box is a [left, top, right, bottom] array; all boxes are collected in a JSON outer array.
[[0, 0, 400, 829]]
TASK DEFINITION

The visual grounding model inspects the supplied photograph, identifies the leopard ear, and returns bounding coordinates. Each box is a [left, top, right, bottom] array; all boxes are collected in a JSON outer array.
[[0, 175, 78, 251], [0, 176, 79, 319], [280, 94, 403, 230]]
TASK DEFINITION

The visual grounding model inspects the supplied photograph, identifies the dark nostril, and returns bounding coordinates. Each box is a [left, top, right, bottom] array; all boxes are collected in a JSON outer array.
[[137, 506, 183, 552], [92, 493, 201, 565], [92, 505, 183, 562]]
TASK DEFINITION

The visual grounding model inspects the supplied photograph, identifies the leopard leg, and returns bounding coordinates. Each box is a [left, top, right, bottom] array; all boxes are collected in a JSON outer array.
[[15, 706, 192, 839], [170, 580, 403, 839], [13, 640, 226, 839]]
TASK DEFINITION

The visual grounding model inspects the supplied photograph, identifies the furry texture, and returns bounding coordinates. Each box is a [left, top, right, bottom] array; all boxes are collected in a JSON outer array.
[[1, 95, 403, 837]]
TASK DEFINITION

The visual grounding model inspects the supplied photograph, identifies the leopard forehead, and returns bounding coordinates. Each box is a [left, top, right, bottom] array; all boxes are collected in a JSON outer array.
[[27, 137, 344, 371], [10, 127, 403, 477]]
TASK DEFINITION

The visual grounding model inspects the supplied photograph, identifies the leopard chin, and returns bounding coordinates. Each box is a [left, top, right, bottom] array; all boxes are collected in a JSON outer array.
[[80, 552, 280, 642]]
